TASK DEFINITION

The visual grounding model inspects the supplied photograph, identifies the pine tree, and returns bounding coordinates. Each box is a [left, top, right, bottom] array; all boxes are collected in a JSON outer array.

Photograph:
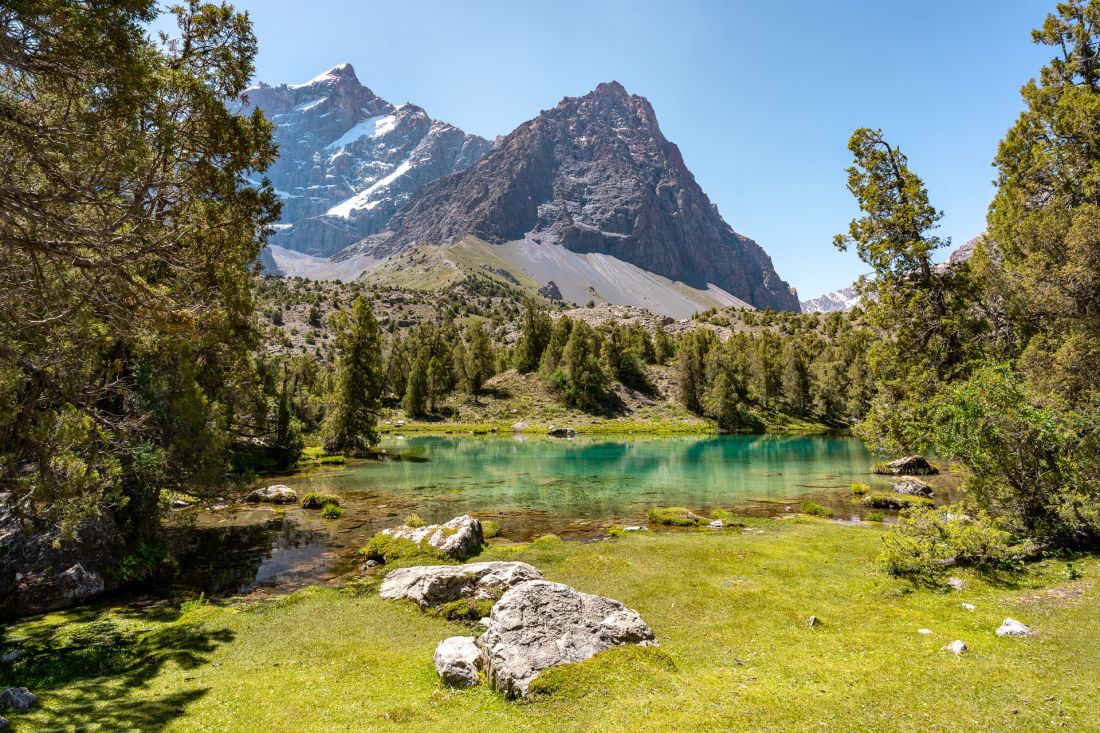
[[513, 300, 552, 373], [403, 353, 428, 418], [465, 321, 496, 392], [323, 297, 384, 455]]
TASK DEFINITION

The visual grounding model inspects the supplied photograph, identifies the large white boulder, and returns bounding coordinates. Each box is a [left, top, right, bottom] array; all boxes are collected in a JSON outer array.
[[246, 484, 297, 503], [893, 476, 934, 497], [381, 515, 484, 561], [996, 618, 1031, 637], [478, 580, 656, 699], [379, 562, 543, 608]]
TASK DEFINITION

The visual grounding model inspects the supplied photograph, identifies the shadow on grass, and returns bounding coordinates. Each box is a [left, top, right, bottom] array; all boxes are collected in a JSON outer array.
[[0, 601, 232, 731]]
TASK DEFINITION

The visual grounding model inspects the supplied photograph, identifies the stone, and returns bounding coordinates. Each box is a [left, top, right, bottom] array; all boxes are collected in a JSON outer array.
[[434, 636, 482, 688], [945, 640, 968, 656], [547, 426, 576, 438], [0, 687, 35, 711], [961, 603, 976, 611], [808, 616, 818, 628], [380, 515, 485, 561], [246, 484, 297, 503], [0, 715, 7, 729], [918, 628, 933, 635], [537, 281, 563, 301], [3, 564, 105, 619], [947, 577, 965, 591], [708, 520, 724, 529], [479, 580, 656, 698], [893, 476, 934, 497], [876, 455, 939, 476], [170, 499, 191, 508], [622, 526, 647, 532], [512, 422, 528, 432], [996, 618, 1031, 637], [379, 561, 543, 608], [0, 651, 19, 664]]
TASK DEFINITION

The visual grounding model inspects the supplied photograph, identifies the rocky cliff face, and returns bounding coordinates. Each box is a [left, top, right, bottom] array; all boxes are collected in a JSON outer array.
[[351, 82, 799, 311], [800, 286, 862, 313], [240, 64, 491, 256]]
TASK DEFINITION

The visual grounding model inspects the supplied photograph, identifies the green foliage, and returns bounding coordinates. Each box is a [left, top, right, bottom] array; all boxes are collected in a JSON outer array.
[[710, 509, 736, 522], [362, 533, 446, 564], [851, 482, 870, 495], [321, 503, 342, 519], [645, 507, 703, 526], [432, 598, 495, 623], [179, 593, 207, 615], [878, 503, 1017, 583], [513, 301, 552, 373], [860, 494, 934, 510], [404, 513, 426, 528], [482, 519, 501, 539], [301, 493, 340, 509], [550, 320, 611, 412], [110, 542, 166, 583], [800, 501, 833, 518], [865, 511, 886, 523]]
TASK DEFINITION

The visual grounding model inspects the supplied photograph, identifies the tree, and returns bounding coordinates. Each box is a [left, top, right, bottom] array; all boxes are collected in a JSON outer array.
[[512, 300, 552, 373], [550, 321, 610, 412], [464, 321, 495, 393], [323, 296, 384, 455], [0, 1, 279, 539], [403, 352, 428, 418]]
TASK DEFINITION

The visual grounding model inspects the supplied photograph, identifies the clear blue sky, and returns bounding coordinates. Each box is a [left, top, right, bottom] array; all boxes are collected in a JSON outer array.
[[163, 0, 1052, 298]]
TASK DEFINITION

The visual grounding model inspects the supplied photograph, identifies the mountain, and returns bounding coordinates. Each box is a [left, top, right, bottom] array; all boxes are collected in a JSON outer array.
[[240, 64, 492, 257], [800, 286, 861, 314], [344, 81, 800, 312]]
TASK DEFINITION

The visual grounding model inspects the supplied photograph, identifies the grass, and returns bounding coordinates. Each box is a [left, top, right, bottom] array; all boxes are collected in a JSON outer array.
[[3, 521, 1098, 732], [799, 500, 833, 518], [300, 492, 340, 509], [645, 507, 704, 526]]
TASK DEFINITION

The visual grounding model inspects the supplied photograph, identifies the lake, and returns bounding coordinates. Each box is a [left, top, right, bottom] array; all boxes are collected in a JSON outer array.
[[174, 434, 954, 596]]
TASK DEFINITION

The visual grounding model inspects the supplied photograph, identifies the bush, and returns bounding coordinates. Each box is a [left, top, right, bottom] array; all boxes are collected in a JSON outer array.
[[851, 482, 870, 496], [860, 494, 934, 510], [646, 507, 703, 526], [301, 492, 340, 509], [878, 503, 1017, 583], [321, 503, 342, 519], [800, 501, 833, 518], [482, 520, 501, 539], [866, 511, 885, 523], [404, 513, 426, 528]]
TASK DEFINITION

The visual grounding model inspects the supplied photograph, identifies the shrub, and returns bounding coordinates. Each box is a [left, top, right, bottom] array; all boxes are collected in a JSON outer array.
[[404, 513, 426, 528], [851, 482, 870, 496], [646, 507, 703, 526], [860, 494, 934, 510], [321, 503, 342, 519], [866, 511, 886, 523], [878, 503, 1017, 583], [482, 520, 501, 539], [800, 501, 833, 518], [301, 493, 340, 509]]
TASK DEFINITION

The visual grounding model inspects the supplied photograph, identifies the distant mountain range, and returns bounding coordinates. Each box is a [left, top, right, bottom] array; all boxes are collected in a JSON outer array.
[[245, 66, 801, 315]]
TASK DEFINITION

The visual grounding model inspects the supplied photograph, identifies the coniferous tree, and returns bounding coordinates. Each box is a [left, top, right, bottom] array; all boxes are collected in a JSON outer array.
[[465, 321, 496, 392], [323, 296, 384, 455], [403, 353, 428, 418], [513, 300, 552, 373]]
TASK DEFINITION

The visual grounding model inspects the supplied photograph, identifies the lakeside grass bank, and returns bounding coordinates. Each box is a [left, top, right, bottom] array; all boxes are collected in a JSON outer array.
[[3, 519, 1097, 732]]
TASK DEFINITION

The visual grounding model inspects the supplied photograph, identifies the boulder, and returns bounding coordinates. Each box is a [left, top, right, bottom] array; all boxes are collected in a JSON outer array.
[[512, 422, 529, 432], [434, 636, 482, 688], [381, 515, 484, 561], [893, 476, 934, 497], [379, 561, 543, 608], [947, 577, 965, 591], [0, 687, 35, 711], [537, 281, 563, 301], [996, 618, 1031, 637], [547, 426, 576, 438], [945, 640, 968, 656], [478, 580, 656, 698], [246, 484, 297, 503], [707, 520, 725, 529], [1, 493, 124, 618], [876, 455, 939, 476]]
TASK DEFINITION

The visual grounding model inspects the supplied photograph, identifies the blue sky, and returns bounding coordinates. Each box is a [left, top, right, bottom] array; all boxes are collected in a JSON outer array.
[[167, 0, 1052, 297]]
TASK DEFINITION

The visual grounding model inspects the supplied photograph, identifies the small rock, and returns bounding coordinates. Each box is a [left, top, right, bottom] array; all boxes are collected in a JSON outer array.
[[0, 687, 36, 711], [0, 651, 20, 664], [622, 525, 647, 532], [961, 603, 976, 611], [808, 616, 818, 627], [245, 484, 297, 504], [708, 520, 724, 529], [170, 499, 191, 508], [918, 628, 933, 635], [547, 426, 576, 438], [512, 422, 528, 432], [947, 577, 965, 591], [784, 506, 792, 512], [434, 636, 481, 688], [944, 640, 968, 655], [893, 476, 934, 497], [996, 618, 1031, 637], [478, 617, 492, 628]]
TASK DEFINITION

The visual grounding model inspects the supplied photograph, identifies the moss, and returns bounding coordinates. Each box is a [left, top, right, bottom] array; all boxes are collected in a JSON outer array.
[[432, 598, 495, 623], [301, 492, 340, 509], [482, 519, 501, 539], [646, 506, 703, 526], [861, 494, 934, 510], [710, 508, 736, 522], [404, 513, 426, 528], [866, 511, 886, 522], [361, 533, 446, 564], [850, 482, 870, 495], [799, 501, 833, 518], [871, 461, 893, 475], [321, 503, 342, 519]]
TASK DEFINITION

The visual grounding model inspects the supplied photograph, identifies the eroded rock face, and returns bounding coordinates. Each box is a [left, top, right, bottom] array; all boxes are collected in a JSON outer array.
[[379, 561, 543, 608], [893, 476, 934, 497], [479, 580, 656, 698], [349, 82, 800, 312], [0, 494, 124, 617], [382, 515, 484, 561], [877, 456, 939, 476], [246, 485, 298, 503], [434, 636, 482, 688]]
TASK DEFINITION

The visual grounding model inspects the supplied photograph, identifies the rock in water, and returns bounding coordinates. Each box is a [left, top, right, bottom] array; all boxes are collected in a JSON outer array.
[[381, 515, 484, 561], [945, 640, 968, 656], [876, 456, 939, 476], [996, 618, 1031, 637], [0, 687, 35, 711], [479, 580, 656, 698], [434, 636, 482, 688], [893, 476, 934, 497], [379, 562, 544, 608], [246, 485, 298, 503]]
